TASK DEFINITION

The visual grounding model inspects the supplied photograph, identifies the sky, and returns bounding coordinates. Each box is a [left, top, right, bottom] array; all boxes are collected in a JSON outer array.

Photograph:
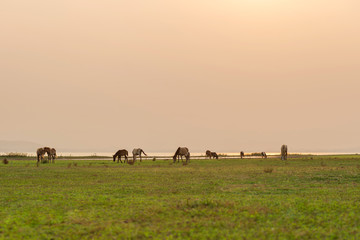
[[1, 0, 359, 153]]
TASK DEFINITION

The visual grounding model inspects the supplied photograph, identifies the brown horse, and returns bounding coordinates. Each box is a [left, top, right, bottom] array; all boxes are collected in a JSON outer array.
[[211, 152, 218, 159], [206, 150, 212, 159], [36, 148, 46, 166], [240, 151, 244, 159], [43, 147, 51, 162], [50, 148, 57, 163], [281, 145, 288, 160], [113, 149, 128, 163], [173, 147, 190, 163], [40, 147, 56, 164], [206, 150, 218, 159], [261, 152, 267, 159]]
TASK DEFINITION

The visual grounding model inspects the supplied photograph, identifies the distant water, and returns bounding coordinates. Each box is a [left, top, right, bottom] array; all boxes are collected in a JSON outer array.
[[0, 152, 356, 157]]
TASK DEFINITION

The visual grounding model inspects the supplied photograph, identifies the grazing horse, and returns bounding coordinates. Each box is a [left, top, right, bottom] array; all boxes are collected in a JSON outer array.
[[240, 151, 245, 159], [50, 148, 57, 163], [206, 150, 212, 159], [36, 148, 46, 166], [281, 145, 288, 160], [132, 148, 147, 162], [261, 152, 267, 159], [113, 149, 128, 163], [173, 147, 190, 163], [43, 147, 51, 161], [211, 152, 219, 159], [43, 147, 56, 163]]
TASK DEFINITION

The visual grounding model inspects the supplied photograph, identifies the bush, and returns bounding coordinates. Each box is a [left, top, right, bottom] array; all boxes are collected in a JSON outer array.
[[251, 152, 263, 156], [1, 152, 28, 157]]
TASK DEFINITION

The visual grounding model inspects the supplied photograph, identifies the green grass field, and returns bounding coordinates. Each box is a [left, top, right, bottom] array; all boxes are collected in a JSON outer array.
[[1, 156, 360, 239]]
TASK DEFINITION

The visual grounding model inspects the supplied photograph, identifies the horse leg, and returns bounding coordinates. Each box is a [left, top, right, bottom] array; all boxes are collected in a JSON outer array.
[[140, 154, 142, 162]]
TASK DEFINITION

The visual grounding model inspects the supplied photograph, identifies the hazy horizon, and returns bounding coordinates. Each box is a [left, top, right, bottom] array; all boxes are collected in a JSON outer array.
[[1, 1, 359, 153]]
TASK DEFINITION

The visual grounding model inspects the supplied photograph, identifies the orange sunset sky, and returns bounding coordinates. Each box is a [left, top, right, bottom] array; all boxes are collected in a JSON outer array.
[[1, 0, 359, 152]]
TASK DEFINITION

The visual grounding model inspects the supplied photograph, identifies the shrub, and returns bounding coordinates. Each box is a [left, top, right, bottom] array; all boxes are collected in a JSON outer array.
[[1, 152, 28, 157], [3, 158, 9, 164], [251, 152, 263, 156]]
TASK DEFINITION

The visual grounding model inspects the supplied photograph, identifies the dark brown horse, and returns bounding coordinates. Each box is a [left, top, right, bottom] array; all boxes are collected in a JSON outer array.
[[173, 147, 190, 163], [240, 151, 244, 159], [206, 150, 212, 159], [210, 152, 218, 159], [206, 150, 218, 159], [261, 152, 267, 159], [113, 149, 128, 163]]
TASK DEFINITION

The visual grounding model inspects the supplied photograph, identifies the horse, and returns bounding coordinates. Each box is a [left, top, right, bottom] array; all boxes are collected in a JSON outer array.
[[43, 147, 51, 161], [240, 151, 245, 159], [132, 148, 147, 162], [211, 152, 218, 159], [173, 147, 190, 163], [36, 148, 46, 166], [261, 152, 267, 159], [206, 150, 212, 159], [50, 148, 57, 163], [113, 149, 128, 163], [42, 147, 56, 163], [281, 145, 288, 160]]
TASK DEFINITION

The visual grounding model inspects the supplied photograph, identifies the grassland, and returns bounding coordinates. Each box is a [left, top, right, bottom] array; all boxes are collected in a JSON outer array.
[[1, 155, 360, 239]]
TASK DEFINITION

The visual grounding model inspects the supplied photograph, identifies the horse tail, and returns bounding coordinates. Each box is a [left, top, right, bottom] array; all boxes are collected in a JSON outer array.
[[141, 149, 147, 156]]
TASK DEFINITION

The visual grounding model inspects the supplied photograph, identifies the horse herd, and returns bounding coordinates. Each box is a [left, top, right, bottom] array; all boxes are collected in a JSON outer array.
[[112, 147, 190, 164], [36, 145, 288, 166]]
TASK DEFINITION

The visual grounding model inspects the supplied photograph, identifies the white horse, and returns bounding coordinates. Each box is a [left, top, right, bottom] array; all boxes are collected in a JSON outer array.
[[281, 145, 288, 160], [132, 148, 147, 162]]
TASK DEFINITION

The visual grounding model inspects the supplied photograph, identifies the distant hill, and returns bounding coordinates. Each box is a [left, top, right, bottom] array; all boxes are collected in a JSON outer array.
[[0, 140, 43, 153]]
